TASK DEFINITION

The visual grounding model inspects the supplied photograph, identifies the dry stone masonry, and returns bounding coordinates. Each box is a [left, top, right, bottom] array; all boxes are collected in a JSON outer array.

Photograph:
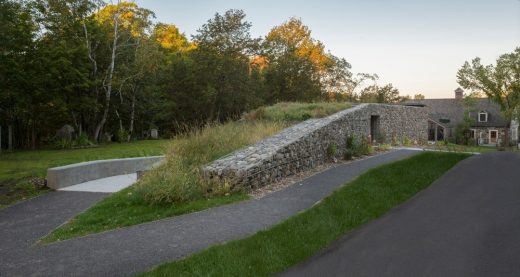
[[203, 103, 427, 189]]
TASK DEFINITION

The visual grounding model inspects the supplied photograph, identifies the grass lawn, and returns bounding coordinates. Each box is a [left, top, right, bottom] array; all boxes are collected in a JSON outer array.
[[140, 152, 469, 277], [43, 102, 352, 243], [0, 140, 167, 208], [425, 142, 499, 153], [40, 190, 248, 244]]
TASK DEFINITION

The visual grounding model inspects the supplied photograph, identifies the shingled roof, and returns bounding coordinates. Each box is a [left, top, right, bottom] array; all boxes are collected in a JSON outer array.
[[403, 98, 509, 128]]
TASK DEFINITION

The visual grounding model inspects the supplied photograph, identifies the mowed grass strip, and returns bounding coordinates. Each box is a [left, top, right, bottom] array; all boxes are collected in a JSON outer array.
[[141, 152, 469, 277], [40, 192, 248, 243]]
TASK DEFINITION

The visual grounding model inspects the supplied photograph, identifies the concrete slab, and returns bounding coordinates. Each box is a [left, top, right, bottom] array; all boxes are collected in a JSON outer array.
[[58, 173, 137, 193], [47, 156, 164, 190]]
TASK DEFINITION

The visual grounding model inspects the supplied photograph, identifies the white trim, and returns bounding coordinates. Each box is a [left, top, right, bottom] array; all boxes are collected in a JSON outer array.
[[478, 111, 488, 122], [470, 129, 476, 139]]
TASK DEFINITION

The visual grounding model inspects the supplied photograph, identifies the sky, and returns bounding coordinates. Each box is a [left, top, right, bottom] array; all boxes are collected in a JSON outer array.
[[134, 0, 520, 99]]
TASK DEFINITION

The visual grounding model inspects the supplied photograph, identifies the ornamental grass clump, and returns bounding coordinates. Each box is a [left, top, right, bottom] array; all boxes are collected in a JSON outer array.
[[133, 121, 287, 205]]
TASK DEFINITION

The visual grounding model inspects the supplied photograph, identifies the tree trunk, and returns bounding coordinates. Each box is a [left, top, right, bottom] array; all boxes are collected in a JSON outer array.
[[8, 124, 13, 151], [115, 109, 123, 131], [93, 12, 119, 142], [71, 111, 80, 136], [127, 93, 136, 142], [31, 122, 36, 150]]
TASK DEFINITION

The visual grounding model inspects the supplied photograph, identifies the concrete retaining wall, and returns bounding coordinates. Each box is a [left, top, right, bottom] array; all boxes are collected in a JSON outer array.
[[203, 104, 427, 189], [47, 156, 165, 190]]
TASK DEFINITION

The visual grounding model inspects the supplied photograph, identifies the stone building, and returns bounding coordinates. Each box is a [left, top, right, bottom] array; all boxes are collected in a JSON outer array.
[[404, 88, 519, 146]]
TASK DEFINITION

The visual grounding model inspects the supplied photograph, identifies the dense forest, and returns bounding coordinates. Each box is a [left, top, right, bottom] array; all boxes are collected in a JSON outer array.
[[0, 0, 410, 150]]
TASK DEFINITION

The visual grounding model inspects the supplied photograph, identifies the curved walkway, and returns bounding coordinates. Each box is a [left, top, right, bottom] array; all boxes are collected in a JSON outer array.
[[280, 151, 520, 277], [0, 150, 417, 276]]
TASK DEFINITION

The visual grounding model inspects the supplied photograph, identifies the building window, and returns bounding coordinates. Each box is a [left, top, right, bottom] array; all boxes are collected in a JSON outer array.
[[470, 129, 476, 139], [478, 111, 488, 122]]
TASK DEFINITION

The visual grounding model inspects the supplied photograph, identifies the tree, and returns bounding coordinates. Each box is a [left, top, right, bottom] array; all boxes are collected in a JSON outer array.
[[152, 23, 194, 53], [414, 93, 425, 100], [359, 83, 403, 103], [91, 1, 154, 141], [263, 17, 342, 103], [0, 0, 37, 150], [455, 93, 477, 145], [457, 47, 520, 122], [190, 9, 260, 120]]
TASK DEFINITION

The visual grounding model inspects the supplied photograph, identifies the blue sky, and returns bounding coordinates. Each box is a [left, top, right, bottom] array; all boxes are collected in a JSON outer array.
[[135, 0, 520, 98]]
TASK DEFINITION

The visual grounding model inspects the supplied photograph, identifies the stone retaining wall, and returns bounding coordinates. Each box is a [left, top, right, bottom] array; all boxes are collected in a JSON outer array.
[[203, 103, 427, 189]]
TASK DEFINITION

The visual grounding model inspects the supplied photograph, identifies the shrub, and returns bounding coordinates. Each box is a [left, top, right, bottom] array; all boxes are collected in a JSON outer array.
[[345, 135, 355, 150], [375, 131, 386, 144], [327, 143, 337, 160], [114, 128, 129, 143], [368, 145, 374, 154], [403, 136, 412, 146], [391, 134, 399, 146], [353, 136, 370, 157], [379, 143, 391, 151], [54, 138, 73, 149], [343, 149, 353, 160], [74, 133, 92, 147]]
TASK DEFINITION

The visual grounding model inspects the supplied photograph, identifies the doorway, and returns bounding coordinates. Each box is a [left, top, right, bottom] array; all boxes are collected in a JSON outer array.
[[370, 115, 380, 143], [490, 130, 498, 144]]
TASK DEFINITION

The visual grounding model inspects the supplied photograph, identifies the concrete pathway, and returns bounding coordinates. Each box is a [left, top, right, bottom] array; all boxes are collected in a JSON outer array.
[[0, 150, 417, 276], [59, 173, 137, 193], [280, 151, 520, 277]]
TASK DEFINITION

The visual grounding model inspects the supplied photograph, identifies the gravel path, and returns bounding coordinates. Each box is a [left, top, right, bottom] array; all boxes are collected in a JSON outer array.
[[0, 149, 417, 276]]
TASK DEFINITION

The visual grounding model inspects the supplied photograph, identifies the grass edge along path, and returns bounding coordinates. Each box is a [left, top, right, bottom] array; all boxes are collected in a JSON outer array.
[[141, 152, 469, 277]]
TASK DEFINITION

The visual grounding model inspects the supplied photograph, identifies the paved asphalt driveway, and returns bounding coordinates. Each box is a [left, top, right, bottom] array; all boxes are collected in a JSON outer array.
[[280, 151, 520, 277]]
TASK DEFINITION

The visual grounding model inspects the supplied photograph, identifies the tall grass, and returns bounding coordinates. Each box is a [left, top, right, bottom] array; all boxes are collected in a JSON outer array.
[[244, 102, 351, 122], [134, 121, 287, 204]]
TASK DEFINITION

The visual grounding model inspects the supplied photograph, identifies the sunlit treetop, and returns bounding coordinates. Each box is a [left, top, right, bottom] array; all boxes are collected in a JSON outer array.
[[265, 17, 333, 72], [152, 23, 195, 52], [250, 55, 268, 71], [94, 1, 154, 38]]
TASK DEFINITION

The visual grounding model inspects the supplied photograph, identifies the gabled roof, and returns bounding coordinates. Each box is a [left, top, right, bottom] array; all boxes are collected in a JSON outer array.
[[403, 98, 509, 128]]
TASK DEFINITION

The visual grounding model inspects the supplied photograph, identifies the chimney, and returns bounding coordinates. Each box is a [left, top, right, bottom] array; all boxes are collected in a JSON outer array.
[[455, 87, 464, 100]]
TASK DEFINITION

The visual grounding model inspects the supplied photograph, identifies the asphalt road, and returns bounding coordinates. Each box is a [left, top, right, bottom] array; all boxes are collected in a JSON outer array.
[[0, 150, 418, 276], [280, 151, 520, 277]]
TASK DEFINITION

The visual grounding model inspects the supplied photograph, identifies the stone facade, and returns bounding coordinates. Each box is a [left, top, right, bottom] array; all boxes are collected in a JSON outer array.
[[472, 127, 509, 146], [203, 103, 427, 189]]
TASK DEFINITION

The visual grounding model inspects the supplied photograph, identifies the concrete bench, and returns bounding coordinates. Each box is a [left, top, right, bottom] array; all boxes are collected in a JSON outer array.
[[47, 156, 165, 190]]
